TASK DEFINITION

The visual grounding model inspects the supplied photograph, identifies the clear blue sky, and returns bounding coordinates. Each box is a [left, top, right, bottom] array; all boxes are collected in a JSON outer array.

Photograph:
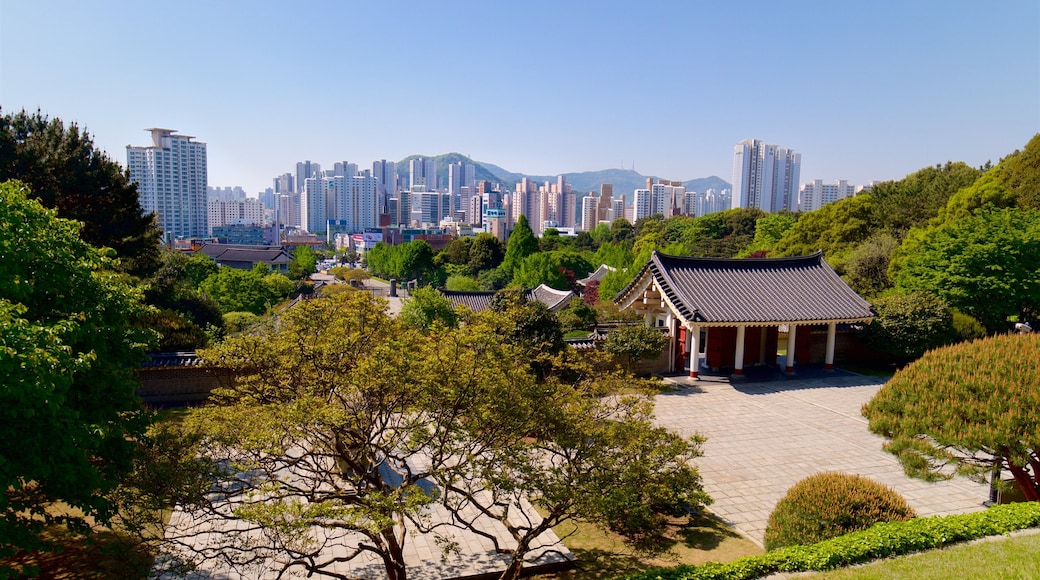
[[2, 0, 1038, 195]]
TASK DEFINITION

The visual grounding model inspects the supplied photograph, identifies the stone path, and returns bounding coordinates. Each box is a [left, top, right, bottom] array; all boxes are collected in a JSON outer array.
[[655, 372, 988, 546]]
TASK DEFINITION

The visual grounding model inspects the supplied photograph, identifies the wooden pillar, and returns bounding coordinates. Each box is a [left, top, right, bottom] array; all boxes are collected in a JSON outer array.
[[825, 322, 837, 370], [689, 324, 700, 378], [733, 325, 746, 376], [785, 324, 798, 374], [758, 327, 768, 364]]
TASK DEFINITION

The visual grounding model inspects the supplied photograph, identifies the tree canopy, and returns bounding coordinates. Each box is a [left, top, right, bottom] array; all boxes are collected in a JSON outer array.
[[0, 181, 153, 564], [891, 207, 1040, 332], [863, 333, 1040, 502], [160, 292, 709, 580], [502, 214, 538, 273], [0, 110, 161, 275]]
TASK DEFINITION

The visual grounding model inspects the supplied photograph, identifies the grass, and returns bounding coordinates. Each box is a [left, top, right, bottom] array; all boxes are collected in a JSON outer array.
[[534, 513, 763, 579], [804, 531, 1040, 579]]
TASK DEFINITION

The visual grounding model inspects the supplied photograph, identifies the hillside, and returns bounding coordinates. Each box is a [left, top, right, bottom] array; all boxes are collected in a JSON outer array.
[[394, 153, 730, 202]]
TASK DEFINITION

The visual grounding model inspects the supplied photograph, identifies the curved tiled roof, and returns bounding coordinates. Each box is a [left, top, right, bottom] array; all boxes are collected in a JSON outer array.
[[616, 251, 874, 325], [577, 264, 616, 285], [440, 285, 575, 313]]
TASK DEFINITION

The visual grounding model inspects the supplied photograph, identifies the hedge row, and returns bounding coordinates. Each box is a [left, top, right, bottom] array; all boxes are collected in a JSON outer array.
[[619, 502, 1040, 580]]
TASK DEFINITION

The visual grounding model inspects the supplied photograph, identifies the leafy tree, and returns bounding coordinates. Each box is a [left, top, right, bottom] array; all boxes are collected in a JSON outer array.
[[573, 230, 597, 251], [328, 265, 370, 285], [399, 240, 439, 285], [993, 133, 1040, 209], [604, 324, 668, 371], [772, 195, 876, 270], [143, 249, 224, 344], [843, 232, 899, 297], [610, 217, 635, 243], [891, 207, 1040, 332], [467, 232, 505, 273], [538, 227, 562, 251], [593, 241, 635, 269], [869, 161, 984, 237], [436, 236, 472, 269], [0, 181, 153, 565], [287, 245, 318, 279], [0, 110, 162, 274], [502, 214, 538, 273], [557, 297, 597, 332], [861, 291, 957, 359], [262, 272, 295, 298], [445, 274, 481, 291], [633, 214, 665, 239], [512, 251, 593, 291], [399, 286, 459, 331], [477, 267, 512, 291], [590, 222, 613, 245], [183, 252, 219, 286], [863, 333, 1040, 501], [583, 279, 601, 306], [199, 267, 275, 315], [140, 308, 208, 352], [738, 212, 798, 257]]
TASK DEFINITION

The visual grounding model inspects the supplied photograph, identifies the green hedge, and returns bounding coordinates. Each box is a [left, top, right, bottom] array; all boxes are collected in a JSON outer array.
[[618, 502, 1040, 580]]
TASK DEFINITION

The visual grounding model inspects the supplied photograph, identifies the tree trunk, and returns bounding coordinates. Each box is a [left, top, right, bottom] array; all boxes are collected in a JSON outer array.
[[381, 527, 408, 580], [498, 539, 530, 580], [1006, 462, 1040, 502]]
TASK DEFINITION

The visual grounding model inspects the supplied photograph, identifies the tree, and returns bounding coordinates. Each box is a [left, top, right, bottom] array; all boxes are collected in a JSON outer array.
[[502, 214, 538, 273], [445, 274, 481, 291], [0, 181, 153, 564], [869, 161, 984, 237], [843, 232, 899, 297], [156, 291, 710, 580], [891, 207, 1040, 332], [512, 251, 593, 291], [604, 324, 668, 371], [737, 212, 798, 257], [0, 110, 161, 274], [287, 245, 318, 279], [198, 267, 275, 315], [467, 232, 506, 273], [863, 333, 1040, 502], [861, 291, 956, 360], [399, 286, 459, 331], [609, 217, 635, 243], [772, 195, 876, 270]]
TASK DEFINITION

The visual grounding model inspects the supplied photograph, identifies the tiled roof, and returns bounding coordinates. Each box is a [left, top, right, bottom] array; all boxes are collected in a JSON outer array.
[[578, 264, 616, 285], [528, 284, 576, 311], [141, 351, 203, 368], [441, 290, 496, 312], [616, 251, 874, 325], [440, 285, 575, 313], [196, 243, 294, 265]]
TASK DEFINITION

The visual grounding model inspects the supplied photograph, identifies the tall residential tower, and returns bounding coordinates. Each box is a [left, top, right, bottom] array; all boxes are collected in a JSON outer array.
[[127, 128, 208, 240], [731, 139, 801, 213]]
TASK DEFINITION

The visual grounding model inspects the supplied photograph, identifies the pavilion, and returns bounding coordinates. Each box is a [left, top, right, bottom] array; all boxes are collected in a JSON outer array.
[[615, 251, 874, 377]]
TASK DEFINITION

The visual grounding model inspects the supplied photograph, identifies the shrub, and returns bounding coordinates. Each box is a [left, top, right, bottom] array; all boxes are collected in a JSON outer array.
[[619, 502, 1040, 580], [763, 472, 915, 550], [952, 310, 987, 341]]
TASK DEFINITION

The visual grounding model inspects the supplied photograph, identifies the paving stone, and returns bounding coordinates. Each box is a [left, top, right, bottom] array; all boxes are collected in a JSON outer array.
[[655, 373, 988, 547]]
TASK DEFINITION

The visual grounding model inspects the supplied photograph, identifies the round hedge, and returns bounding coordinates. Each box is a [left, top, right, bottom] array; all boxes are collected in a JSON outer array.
[[763, 472, 916, 550]]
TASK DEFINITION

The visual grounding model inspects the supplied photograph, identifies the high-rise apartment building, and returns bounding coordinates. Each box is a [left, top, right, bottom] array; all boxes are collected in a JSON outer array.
[[799, 179, 857, 212], [732, 139, 801, 213], [127, 128, 208, 240], [410, 157, 437, 191], [581, 192, 598, 232], [207, 198, 265, 235], [373, 159, 397, 207], [597, 184, 614, 223]]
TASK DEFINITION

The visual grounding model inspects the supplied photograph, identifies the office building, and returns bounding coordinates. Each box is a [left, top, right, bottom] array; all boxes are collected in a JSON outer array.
[[732, 139, 801, 213], [127, 128, 208, 240]]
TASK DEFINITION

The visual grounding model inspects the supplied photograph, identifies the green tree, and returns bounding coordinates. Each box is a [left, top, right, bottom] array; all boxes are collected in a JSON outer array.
[[184, 252, 219, 286], [993, 133, 1040, 209], [557, 297, 597, 332], [772, 195, 876, 270], [165, 294, 710, 580], [863, 333, 1040, 501], [738, 212, 798, 257], [610, 217, 635, 243], [512, 251, 593, 290], [143, 249, 224, 346], [843, 232, 899, 297], [891, 207, 1040, 332], [399, 240, 439, 285], [0, 181, 153, 564], [199, 267, 275, 315], [869, 161, 984, 237], [861, 291, 957, 360], [436, 236, 472, 269], [445, 274, 481, 291], [399, 286, 459, 331], [287, 245, 318, 279], [502, 214, 538, 273], [604, 324, 668, 369], [467, 233, 505, 273], [0, 110, 162, 274]]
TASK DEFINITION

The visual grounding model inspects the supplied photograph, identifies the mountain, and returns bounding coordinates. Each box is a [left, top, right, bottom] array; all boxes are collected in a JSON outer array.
[[394, 153, 731, 204]]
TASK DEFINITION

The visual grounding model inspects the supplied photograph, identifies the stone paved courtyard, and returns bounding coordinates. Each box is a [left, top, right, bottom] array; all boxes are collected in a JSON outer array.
[[655, 371, 989, 546]]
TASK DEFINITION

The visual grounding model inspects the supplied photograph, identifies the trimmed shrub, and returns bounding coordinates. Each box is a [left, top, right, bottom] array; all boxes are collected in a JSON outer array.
[[619, 502, 1040, 580], [763, 472, 915, 550], [952, 310, 987, 341]]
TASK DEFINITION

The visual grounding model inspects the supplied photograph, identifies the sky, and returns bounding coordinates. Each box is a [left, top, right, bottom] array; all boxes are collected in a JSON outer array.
[[2, 1, 1038, 195]]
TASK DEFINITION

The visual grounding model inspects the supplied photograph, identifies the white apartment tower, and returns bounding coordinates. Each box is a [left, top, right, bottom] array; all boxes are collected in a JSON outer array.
[[732, 139, 801, 213], [207, 198, 264, 235], [127, 128, 208, 240], [373, 159, 397, 207], [410, 157, 437, 191], [799, 179, 857, 212]]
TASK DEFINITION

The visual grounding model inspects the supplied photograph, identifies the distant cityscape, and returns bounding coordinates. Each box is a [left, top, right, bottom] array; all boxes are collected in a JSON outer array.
[[126, 130, 876, 249]]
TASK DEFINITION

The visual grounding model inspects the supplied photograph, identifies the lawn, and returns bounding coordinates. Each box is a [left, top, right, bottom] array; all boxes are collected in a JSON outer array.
[[535, 513, 763, 579], [804, 531, 1040, 579]]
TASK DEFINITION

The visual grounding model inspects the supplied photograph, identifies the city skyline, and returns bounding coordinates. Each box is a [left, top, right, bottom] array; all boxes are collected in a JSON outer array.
[[2, 1, 1037, 195]]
